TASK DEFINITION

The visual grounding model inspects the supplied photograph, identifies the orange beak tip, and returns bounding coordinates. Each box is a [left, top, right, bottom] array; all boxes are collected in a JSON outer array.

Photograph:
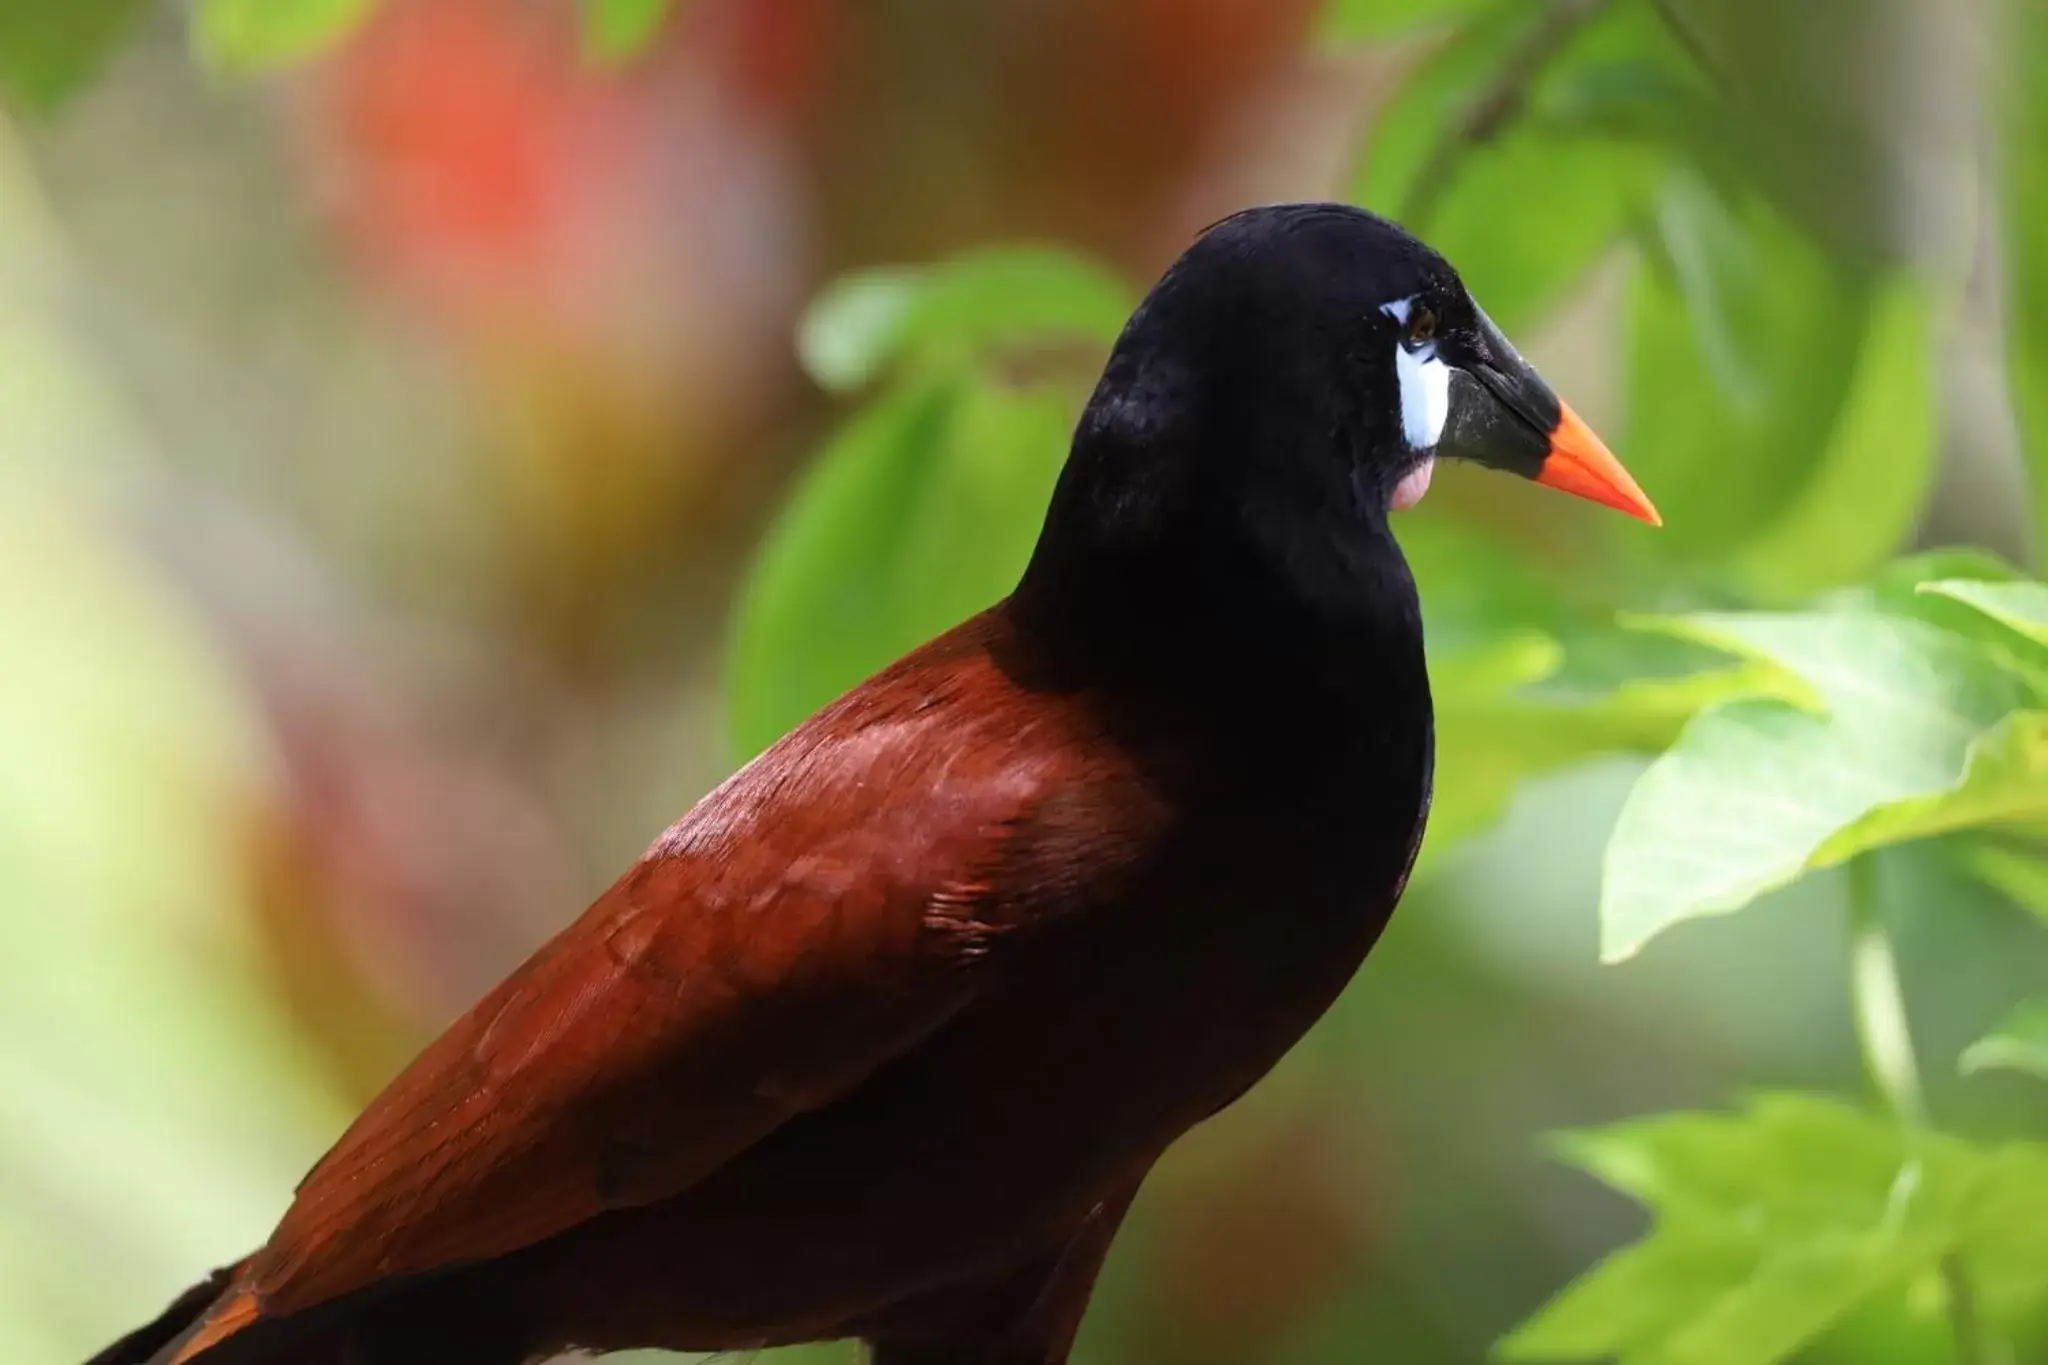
[[1533, 400, 1660, 527]]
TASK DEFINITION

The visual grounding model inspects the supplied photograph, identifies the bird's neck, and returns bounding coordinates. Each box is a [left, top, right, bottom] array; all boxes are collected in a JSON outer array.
[[1009, 442, 1429, 728]]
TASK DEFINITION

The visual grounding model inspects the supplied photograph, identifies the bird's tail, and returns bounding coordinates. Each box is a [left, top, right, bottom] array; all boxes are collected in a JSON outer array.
[[84, 1260, 247, 1365]]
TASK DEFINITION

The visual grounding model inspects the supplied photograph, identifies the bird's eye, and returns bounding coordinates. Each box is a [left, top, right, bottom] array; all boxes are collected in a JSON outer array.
[[1408, 306, 1438, 347]]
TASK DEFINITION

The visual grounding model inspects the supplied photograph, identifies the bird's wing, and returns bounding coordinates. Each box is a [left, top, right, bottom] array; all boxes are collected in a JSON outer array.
[[220, 628, 1138, 1330]]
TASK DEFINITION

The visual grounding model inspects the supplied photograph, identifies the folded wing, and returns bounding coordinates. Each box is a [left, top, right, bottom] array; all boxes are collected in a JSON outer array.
[[174, 621, 1126, 1358]]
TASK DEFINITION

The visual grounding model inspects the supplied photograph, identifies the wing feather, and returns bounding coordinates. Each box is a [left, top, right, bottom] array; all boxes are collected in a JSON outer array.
[[233, 632, 1077, 1321]]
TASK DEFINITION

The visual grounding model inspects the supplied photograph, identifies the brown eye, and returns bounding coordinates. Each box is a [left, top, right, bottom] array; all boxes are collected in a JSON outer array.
[[1409, 306, 1438, 346]]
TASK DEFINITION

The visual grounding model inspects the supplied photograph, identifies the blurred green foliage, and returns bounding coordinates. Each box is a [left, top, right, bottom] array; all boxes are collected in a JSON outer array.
[[1963, 1000, 2048, 1083], [0, 0, 145, 112], [191, 0, 379, 75], [1600, 575, 2037, 962], [0, 0, 678, 93], [1504, 1095, 2048, 1365], [8, 0, 2048, 1363], [578, 0, 675, 66], [731, 250, 1133, 756]]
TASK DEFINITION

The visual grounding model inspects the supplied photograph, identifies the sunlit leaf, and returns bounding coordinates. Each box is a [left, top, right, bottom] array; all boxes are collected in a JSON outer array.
[[1393, 518, 1769, 860], [1858, 557, 2048, 671], [580, 0, 673, 65], [1506, 1095, 2048, 1364], [1548, 1093, 1961, 1218], [193, 0, 377, 75], [1502, 1227, 1765, 1363], [1425, 631, 1771, 860], [1960, 1141, 2048, 1316], [1423, 629, 1567, 853], [1809, 712, 2048, 863], [1601, 610, 2031, 961], [1921, 579, 2048, 650], [1509, 1230, 1944, 1365], [797, 250, 1132, 395], [1961, 999, 2048, 1082], [0, 0, 145, 112]]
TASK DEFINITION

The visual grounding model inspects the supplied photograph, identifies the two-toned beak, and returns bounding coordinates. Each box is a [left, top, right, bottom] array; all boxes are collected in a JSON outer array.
[[1437, 311, 1660, 526]]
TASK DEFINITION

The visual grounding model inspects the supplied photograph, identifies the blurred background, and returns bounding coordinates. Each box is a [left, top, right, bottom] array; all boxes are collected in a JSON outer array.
[[6, 0, 2048, 1360]]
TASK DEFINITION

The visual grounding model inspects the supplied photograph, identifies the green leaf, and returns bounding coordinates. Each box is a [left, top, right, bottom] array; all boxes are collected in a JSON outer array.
[[1510, 1231, 1945, 1365], [1502, 1227, 1767, 1363], [1921, 579, 2048, 650], [193, 0, 377, 75], [1505, 1094, 2048, 1365], [1725, 279, 1939, 601], [1958, 1140, 2048, 1317], [1425, 631, 1771, 859], [0, 0, 145, 112], [1601, 611, 2031, 961], [726, 372, 1073, 757], [1548, 1093, 1966, 1223], [1961, 1000, 2048, 1082], [1393, 519, 1769, 859], [1857, 560, 2048, 674], [1422, 630, 1569, 852], [1619, 172, 1881, 578], [1810, 711, 2048, 861], [728, 375, 955, 755], [797, 250, 1133, 395], [1959, 841, 2048, 925], [580, 0, 673, 66], [742, 248, 1124, 760], [1873, 551, 2029, 599]]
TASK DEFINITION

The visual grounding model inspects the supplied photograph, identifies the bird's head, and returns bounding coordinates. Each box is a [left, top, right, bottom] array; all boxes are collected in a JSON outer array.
[[1045, 203, 1657, 586]]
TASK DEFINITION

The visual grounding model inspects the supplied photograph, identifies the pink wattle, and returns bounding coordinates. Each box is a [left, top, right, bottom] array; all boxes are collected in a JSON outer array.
[[1391, 458, 1434, 512]]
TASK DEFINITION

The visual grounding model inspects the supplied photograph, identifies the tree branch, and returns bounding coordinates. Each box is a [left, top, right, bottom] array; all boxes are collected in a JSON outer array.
[[1650, 0, 1733, 94]]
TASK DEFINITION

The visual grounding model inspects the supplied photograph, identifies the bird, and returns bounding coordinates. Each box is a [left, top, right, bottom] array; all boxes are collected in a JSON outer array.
[[92, 202, 1656, 1365]]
